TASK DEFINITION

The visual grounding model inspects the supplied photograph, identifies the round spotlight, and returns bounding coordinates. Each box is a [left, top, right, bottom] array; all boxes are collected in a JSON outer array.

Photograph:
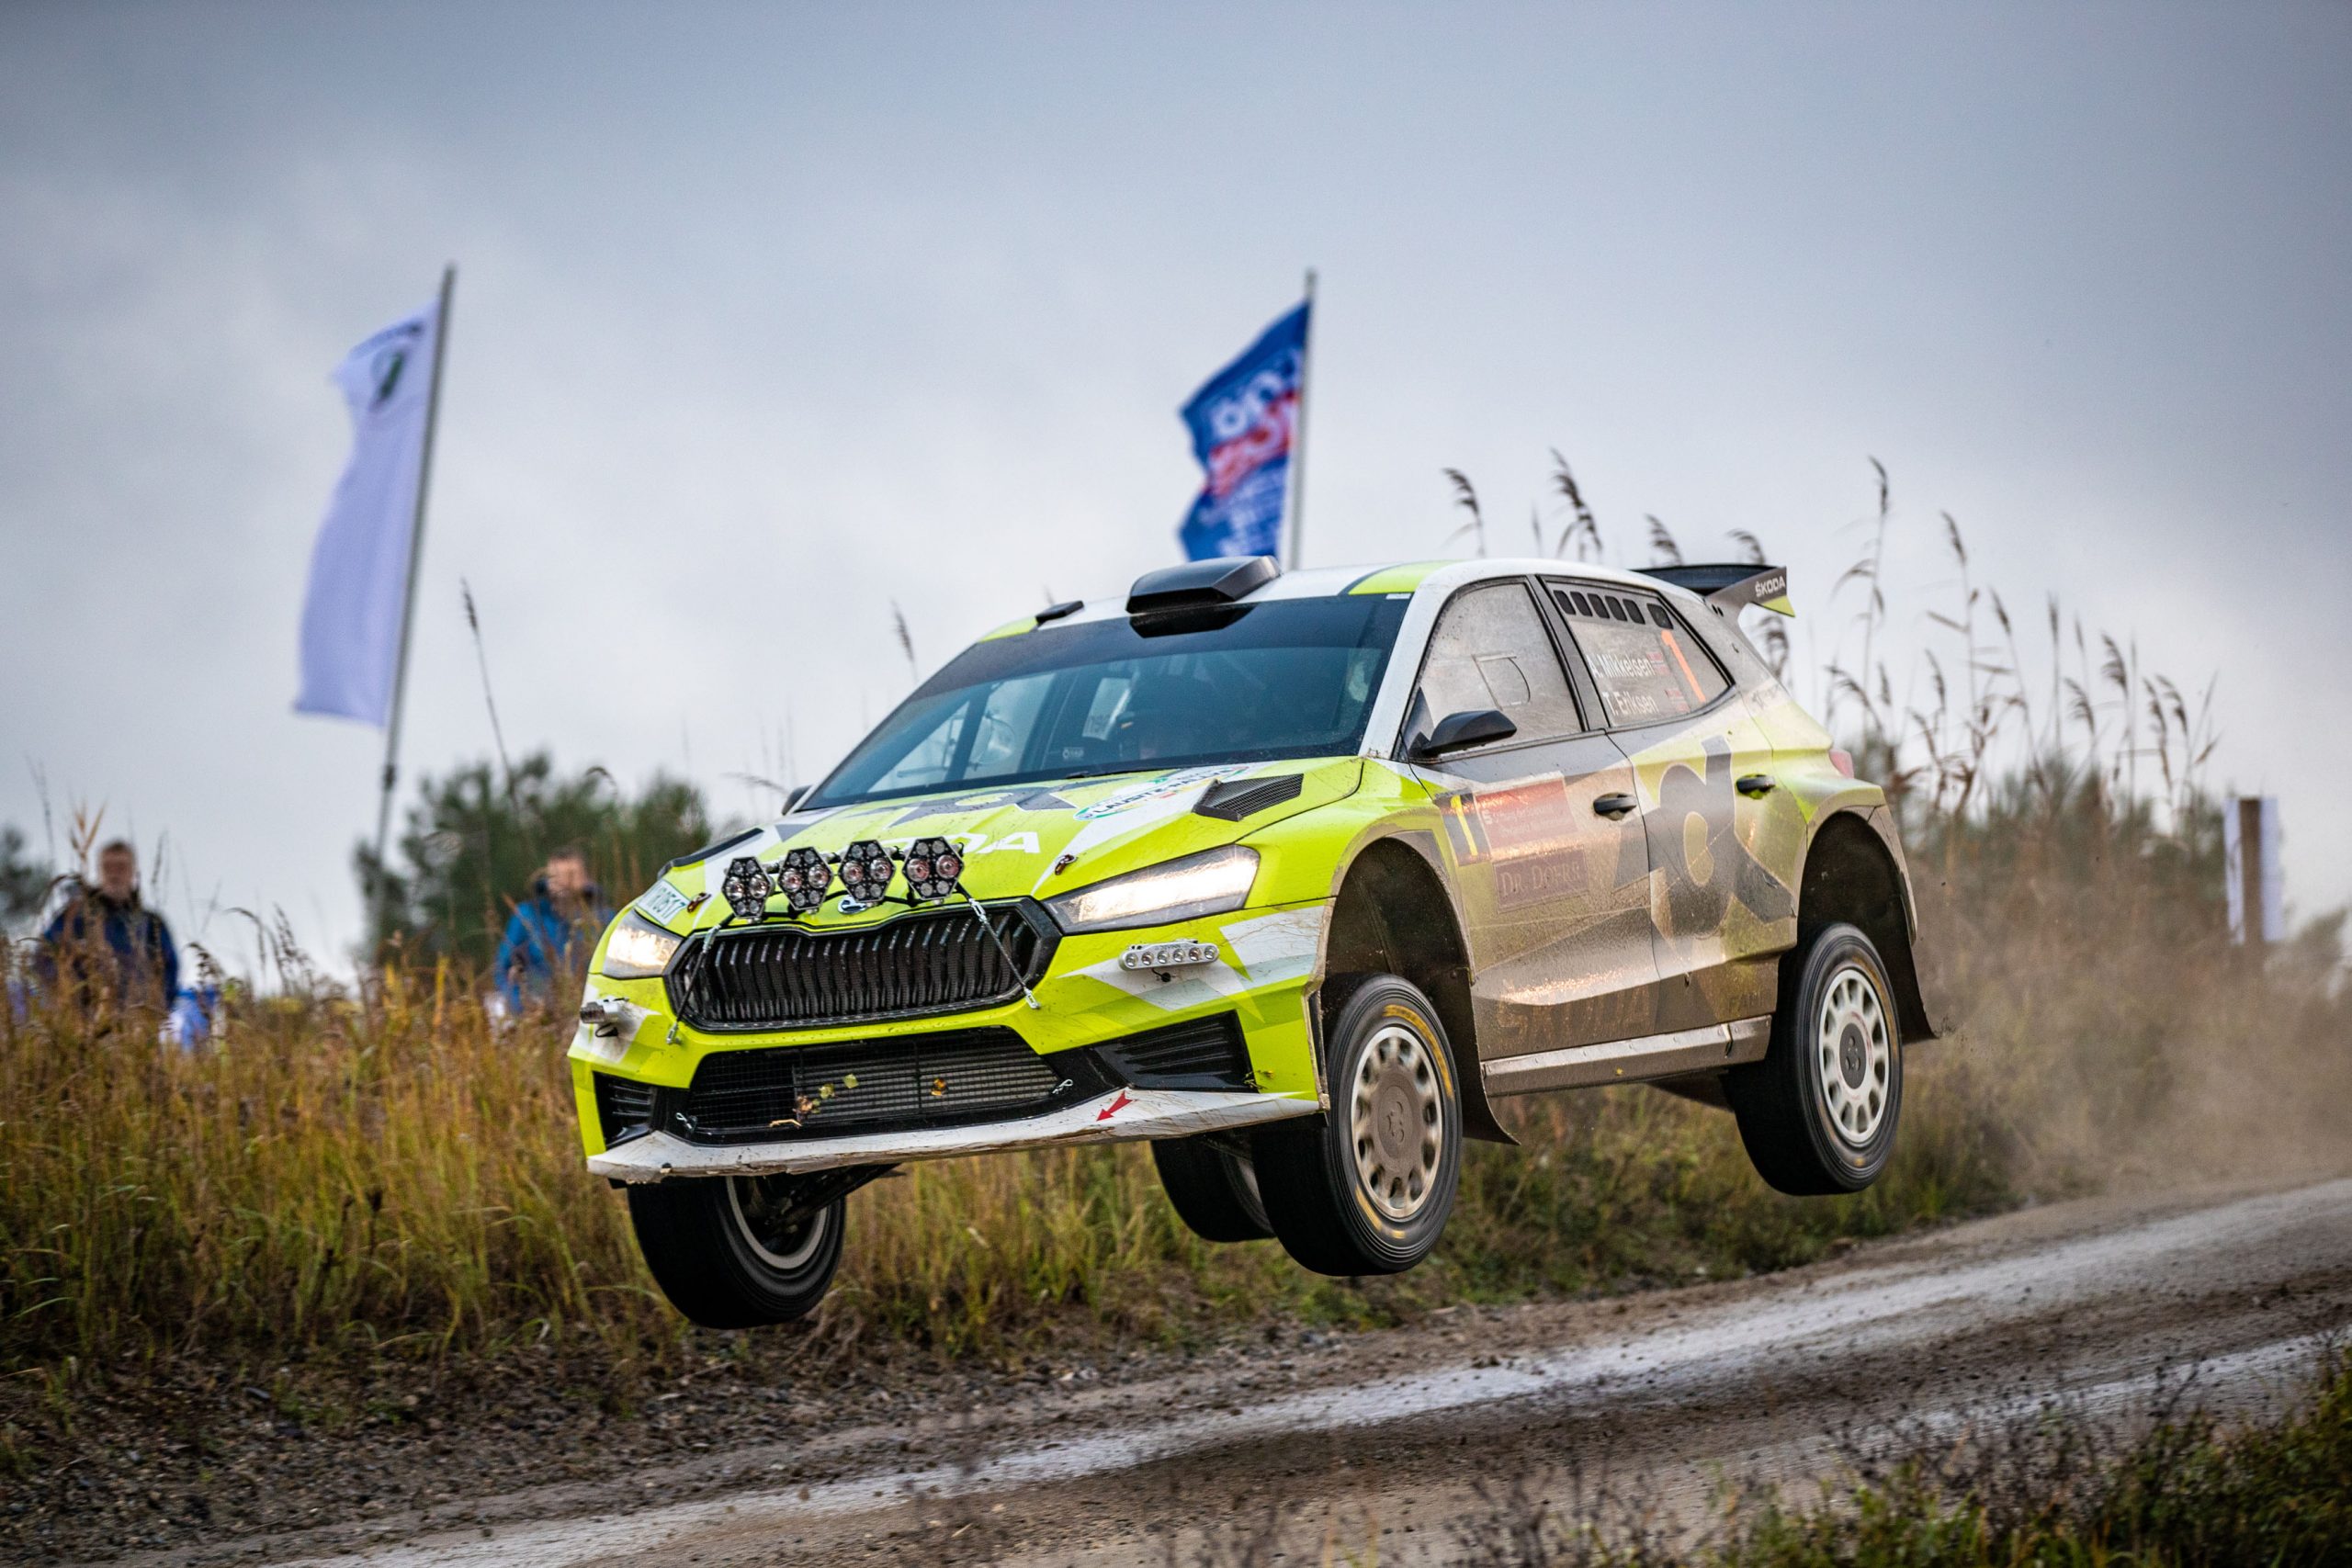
[[720, 855, 772, 920], [837, 839, 896, 904], [776, 846, 832, 913], [904, 835, 965, 902]]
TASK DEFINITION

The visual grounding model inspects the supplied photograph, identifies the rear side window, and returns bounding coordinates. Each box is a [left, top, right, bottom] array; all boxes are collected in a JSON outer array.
[[1416, 581, 1584, 742], [1551, 585, 1729, 727]]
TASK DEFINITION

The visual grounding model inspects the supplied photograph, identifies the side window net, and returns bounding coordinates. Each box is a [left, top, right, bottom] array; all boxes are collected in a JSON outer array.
[[1551, 586, 1729, 727]]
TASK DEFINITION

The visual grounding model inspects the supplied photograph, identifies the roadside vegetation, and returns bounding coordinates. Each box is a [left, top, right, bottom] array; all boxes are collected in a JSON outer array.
[[1692, 1348, 2352, 1568], [4, 461, 2346, 1416], [1222, 1343, 2352, 1567]]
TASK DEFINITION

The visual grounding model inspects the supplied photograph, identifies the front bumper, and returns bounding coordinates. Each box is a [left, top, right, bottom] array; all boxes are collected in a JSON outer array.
[[586, 1086, 1316, 1181], [571, 899, 1331, 1177]]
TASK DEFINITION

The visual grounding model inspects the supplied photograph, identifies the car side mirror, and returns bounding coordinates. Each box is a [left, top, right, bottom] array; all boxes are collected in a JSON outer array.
[[1409, 708, 1517, 760]]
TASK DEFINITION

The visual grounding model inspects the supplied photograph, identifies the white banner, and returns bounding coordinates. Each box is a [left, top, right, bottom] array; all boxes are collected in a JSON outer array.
[[294, 299, 441, 727]]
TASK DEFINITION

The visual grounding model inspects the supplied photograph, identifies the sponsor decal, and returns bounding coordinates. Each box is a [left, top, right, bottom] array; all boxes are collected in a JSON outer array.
[[1471, 774, 1582, 863], [1439, 774, 1603, 911], [1645, 737, 1796, 940], [887, 788, 1071, 827], [1436, 790, 1491, 864], [978, 831, 1040, 856], [1073, 766, 1232, 820], [1494, 852, 1599, 912]]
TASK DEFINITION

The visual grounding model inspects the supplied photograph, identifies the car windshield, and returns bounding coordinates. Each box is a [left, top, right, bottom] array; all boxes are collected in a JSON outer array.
[[808, 596, 1409, 808]]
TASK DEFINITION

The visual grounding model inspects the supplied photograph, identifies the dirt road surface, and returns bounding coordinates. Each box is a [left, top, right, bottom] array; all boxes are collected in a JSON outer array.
[[113, 1178, 2352, 1567]]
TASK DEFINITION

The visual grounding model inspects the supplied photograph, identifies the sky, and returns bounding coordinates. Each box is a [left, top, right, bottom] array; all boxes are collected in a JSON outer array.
[[4, 3, 2348, 975]]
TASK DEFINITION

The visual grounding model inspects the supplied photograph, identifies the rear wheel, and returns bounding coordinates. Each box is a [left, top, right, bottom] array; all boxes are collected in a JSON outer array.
[[1151, 1136, 1272, 1242], [1253, 975, 1463, 1276], [626, 1172, 846, 1327], [1727, 922, 1904, 1195]]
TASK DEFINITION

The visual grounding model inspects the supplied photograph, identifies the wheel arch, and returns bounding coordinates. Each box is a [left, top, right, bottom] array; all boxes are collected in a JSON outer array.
[[1796, 809, 1938, 1042], [1319, 833, 1513, 1143]]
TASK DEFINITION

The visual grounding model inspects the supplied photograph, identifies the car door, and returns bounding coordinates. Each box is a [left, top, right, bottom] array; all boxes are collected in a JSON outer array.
[[1402, 579, 1661, 1058], [1544, 580, 1798, 1032]]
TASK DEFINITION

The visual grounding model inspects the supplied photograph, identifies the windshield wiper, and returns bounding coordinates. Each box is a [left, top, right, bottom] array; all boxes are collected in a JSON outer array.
[[1056, 762, 1162, 781]]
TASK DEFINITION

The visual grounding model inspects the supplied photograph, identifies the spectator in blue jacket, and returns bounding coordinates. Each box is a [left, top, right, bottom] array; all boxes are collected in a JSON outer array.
[[493, 846, 607, 1012], [39, 840, 178, 1010]]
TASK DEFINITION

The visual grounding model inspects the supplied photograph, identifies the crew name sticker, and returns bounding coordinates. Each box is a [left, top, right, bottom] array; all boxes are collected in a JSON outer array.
[[637, 881, 690, 924]]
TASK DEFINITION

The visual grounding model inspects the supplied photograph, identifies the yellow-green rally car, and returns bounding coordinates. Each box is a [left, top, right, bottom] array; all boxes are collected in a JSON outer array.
[[573, 555, 1934, 1325]]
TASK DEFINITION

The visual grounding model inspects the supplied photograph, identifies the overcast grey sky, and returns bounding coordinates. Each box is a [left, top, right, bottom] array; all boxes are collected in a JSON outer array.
[[5, 3, 2348, 971]]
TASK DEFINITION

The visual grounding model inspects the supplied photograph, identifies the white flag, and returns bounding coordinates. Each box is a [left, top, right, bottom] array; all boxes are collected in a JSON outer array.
[[295, 298, 441, 726]]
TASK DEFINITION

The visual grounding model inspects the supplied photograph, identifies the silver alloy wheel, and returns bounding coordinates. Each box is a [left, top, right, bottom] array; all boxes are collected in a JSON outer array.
[[1350, 1021, 1445, 1222], [726, 1177, 831, 1271], [1815, 964, 1892, 1146]]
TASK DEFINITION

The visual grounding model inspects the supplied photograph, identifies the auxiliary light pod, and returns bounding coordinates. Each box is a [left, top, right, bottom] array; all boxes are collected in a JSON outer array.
[[709, 840, 1037, 1007]]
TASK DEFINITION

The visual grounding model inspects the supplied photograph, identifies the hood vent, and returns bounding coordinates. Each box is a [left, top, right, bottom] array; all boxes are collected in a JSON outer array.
[[1193, 773, 1305, 822]]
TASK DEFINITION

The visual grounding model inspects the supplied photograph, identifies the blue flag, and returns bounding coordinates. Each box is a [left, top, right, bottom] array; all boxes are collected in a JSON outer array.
[[1178, 300, 1309, 560]]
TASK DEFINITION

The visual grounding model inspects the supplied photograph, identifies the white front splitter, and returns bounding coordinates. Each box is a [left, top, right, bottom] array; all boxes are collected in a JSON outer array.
[[587, 1087, 1318, 1182]]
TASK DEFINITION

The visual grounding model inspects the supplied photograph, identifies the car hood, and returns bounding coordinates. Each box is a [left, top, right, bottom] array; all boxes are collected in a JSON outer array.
[[649, 757, 1363, 933]]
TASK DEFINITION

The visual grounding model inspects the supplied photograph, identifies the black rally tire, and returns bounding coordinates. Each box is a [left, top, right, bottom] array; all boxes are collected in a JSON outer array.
[[625, 1174, 846, 1328], [1252, 975, 1464, 1276], [1151, 1136, 1273, 1242], [1727, 921, 1905, 1196]]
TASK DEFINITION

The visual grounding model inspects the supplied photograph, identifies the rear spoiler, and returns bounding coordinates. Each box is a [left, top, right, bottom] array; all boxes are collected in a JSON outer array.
[[1633, 563, 1792, 617]]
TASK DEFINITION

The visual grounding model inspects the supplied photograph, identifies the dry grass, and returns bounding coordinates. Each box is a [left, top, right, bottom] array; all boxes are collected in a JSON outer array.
[[0, 962, 2021, 1384], [0, 966, 652, 1374], [15, 824, 2331, 1392], [6, 464, 2347, 1397]]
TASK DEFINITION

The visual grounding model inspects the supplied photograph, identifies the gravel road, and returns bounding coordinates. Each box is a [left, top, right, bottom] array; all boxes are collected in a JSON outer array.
[[105, 1177, 2352, 1567]]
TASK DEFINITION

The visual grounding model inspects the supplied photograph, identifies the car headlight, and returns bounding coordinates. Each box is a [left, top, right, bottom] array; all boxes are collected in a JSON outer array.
[[1045, 845, 1259, 934], [600, 910, 684, 978]]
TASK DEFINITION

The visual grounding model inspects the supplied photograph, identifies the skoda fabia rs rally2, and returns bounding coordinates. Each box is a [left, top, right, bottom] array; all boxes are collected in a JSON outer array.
[[572, 555, 1935, 1325]]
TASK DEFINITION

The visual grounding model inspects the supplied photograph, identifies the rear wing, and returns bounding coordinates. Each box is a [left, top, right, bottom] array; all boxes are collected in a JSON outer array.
[[1633, 563, 1792, 617]]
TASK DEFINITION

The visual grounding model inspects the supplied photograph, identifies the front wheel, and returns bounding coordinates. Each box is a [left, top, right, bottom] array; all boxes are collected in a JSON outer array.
[[1727, 922, 1904, 1195], [626, 1173, 846, 1327], [1253, 975, 1464, 1276]]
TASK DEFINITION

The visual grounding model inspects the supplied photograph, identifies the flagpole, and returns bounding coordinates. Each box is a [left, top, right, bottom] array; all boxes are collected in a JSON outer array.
[[370, 263, 456, 894], [1286, 266, 1316, 570]]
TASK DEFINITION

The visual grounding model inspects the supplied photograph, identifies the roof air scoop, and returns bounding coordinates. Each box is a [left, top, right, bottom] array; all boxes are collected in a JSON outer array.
[[1126, 555, 1280, 615]]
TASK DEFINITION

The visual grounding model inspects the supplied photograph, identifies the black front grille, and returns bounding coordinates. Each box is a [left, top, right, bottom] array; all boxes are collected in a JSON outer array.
[[666, 902, 1058, 1031], [1094, 1012, 1254, 1089], [594, 1072, 660, 1147], [672, 1028, 1113, 1145]]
